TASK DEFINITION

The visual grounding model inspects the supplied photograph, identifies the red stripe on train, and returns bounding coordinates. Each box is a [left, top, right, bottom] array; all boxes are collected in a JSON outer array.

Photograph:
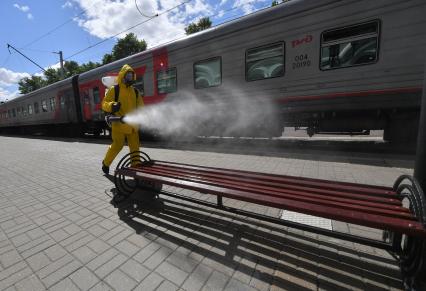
[[278, 87, 423, 103]]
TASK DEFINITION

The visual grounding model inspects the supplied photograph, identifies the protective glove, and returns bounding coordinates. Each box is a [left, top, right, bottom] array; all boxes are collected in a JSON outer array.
[[111, 102, 121, 113]]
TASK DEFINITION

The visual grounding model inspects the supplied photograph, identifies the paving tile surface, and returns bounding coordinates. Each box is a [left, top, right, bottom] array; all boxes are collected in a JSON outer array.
[[0, 136, 411, 290]]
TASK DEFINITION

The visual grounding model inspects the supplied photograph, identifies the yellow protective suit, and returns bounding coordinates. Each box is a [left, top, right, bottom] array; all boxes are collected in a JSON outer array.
[[102, 64, 144, 167]]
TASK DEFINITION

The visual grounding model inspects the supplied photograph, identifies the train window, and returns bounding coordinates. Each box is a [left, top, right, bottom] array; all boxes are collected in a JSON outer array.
[[49, 97, 55, 111], [246, 42, 284, 81], [93, 87, 100, 104], [12, 108, 16, 117], [320, 20, 379, 70], [194, 57, 222, 89], [134, 75, 144, 96], [60, 96, 66, 109], [23, 107, 27, 117], [34, 102, 39, 114], [28, 104, 33, 115], [42, 100, 48, 112], [17, 107, 21, 116], [156, 68, 177, 94]]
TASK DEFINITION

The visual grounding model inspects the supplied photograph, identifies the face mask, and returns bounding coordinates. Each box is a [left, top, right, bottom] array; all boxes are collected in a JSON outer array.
[[124, 72, 135, 85]]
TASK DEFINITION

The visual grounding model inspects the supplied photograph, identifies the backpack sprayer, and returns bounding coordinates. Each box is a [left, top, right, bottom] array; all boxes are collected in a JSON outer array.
[[102, 76, 123, 127], [102, 75, 138, 128]]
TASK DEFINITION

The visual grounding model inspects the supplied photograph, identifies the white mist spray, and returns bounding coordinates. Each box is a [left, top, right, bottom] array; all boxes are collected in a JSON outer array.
[[122, 86, 281, 138]]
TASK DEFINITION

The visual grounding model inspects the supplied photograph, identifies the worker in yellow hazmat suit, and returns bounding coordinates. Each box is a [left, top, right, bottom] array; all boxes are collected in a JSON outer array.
[[102, 64, 144, 174]]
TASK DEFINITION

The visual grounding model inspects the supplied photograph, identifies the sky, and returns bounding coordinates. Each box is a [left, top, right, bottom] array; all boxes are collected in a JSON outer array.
[[0, 0, 273, 102]]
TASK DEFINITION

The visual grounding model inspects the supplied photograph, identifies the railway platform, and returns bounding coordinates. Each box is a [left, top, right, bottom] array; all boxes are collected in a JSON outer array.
[[0, 136, 414, 290]]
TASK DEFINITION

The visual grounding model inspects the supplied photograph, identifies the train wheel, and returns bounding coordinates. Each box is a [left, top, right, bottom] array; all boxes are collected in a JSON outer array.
[[307, 127, 315, 137]]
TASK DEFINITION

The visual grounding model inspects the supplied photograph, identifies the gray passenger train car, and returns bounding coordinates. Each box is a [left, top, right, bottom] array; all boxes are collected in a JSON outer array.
[[1, 0, 425, 141], [0, 76, 82, 135]]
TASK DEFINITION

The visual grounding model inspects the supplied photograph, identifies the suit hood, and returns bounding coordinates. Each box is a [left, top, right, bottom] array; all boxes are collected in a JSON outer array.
[[117, 64, 136, 86]]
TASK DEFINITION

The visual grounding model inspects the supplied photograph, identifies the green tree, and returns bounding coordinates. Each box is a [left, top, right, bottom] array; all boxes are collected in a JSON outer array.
[[64, 60, 82, 77], [103, 33, 147, 64], [18, 76, 46, 94], [272, 0, 288, 6], [44, 68, 61, 84], [102, 53, 113, 65], [79, 61, 100, 73], [185, 17, 212, 35]]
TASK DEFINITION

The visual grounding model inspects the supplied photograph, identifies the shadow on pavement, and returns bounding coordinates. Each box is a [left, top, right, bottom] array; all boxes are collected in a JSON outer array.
[[113, 195, 403, 290]]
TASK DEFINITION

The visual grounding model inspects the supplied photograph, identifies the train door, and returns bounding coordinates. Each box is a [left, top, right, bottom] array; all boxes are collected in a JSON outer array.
[[59, 89, 74, 122], [82, 88, 92, 121], [79, 80, 106, 123], [92, 86, 101, 112]]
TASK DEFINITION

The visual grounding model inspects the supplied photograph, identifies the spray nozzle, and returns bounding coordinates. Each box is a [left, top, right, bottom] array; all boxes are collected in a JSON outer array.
[[105, 115, 125, 127]]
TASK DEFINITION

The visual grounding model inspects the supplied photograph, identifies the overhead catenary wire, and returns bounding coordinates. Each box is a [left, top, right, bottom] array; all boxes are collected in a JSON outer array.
[[121, 0, 273, 54], [65, 0, 192, 61], [135, 0, 158, 18], [4, 0, 275, 102], [21, 3, 97, 49], [0, 54, 11, 68], [27, 0, 271, 76]]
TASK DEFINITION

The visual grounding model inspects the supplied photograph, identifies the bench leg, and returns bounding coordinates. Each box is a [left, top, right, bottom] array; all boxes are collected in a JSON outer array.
[[114, 151, 154, 201], [217, 196, 223, 208]]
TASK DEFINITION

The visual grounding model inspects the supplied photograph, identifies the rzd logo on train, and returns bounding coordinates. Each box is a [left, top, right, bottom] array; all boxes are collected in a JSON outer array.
[[291, 35, 313, 48]]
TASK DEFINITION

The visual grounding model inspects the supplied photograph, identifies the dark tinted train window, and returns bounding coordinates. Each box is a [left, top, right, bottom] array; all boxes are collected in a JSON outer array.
[[12, 108, 16, 117], [134, 75, 144, 96], [17, 107, 21, 116], [194, 57, 221, 89], [42, 100, 48, 112], [34, 102, 39, 114], [23, 107, 27, 116], [49, 97, 55, 111], [320, 21, 379, 70], [93, 87, 100, 104], [157, 68, 177, 94], [246, 42, 284, 81], [28, 104, 33, 115], [60, 96, 65, 109]]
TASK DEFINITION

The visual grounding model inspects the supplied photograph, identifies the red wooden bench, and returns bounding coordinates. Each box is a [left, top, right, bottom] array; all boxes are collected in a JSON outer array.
[[113, 151, 426, 289]]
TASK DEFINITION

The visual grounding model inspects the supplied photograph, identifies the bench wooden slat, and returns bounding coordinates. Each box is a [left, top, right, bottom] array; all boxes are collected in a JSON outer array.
[[149, 164, 404, 208], [124, 169, 426, 238], [155, 161, 396, 197], [139, 166, 415, 220]]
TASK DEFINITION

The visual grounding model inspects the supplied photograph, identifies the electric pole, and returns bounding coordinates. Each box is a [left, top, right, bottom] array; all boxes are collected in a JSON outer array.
[[53, 51, 65, 79]]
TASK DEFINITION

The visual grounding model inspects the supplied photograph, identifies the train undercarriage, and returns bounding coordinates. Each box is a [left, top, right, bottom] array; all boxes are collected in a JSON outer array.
[[284, 108, 420, 144]]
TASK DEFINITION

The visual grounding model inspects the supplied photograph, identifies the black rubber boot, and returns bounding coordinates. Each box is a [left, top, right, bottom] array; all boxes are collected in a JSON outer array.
[[102, 161, 109, 175]]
